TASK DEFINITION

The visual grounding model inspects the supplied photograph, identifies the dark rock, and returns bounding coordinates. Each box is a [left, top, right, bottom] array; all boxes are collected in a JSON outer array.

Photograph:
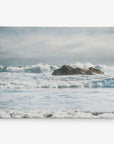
[[45, 113, 53, 118], [10, 113, 15, 118], [52, 65, 104, 75], [92, 112, 104, 116], [89, 67, 104, 74], [22, 114, 29, 118]]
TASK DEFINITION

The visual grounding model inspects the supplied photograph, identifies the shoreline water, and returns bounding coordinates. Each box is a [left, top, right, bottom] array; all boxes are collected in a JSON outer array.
[[1, 110, 114, 119], [0, 63, 114, 118]]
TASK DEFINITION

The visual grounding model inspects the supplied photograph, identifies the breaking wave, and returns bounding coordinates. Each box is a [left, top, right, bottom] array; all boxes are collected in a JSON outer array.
[[0, 63, 114, 89], [0, 64, 58, 73], [0, 62, 114, 74], [71, 62, 114, 75], [0, 75, 114, 89]]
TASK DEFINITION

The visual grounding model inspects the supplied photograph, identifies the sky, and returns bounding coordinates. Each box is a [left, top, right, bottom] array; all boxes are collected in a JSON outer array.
[[0, 27, 114, 66]]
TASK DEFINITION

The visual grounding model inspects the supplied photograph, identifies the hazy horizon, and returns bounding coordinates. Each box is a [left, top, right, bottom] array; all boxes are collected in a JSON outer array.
[[0, 27, 114, 66]]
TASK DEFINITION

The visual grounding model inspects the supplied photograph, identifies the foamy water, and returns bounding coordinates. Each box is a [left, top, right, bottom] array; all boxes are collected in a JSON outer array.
[[0, 63, 114, 118]]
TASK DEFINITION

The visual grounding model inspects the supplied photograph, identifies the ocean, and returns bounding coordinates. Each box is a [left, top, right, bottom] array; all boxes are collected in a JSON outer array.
[[0, 62, 114, 118]]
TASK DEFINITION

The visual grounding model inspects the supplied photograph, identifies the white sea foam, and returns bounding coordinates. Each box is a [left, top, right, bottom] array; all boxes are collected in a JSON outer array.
[[71, 62, 114, 75], [0, 63, 114, 89], [0, 63, 114, 119], [0, 110, 114, 119], [0, 62, 114, 74], [0, 64, 58, 73]]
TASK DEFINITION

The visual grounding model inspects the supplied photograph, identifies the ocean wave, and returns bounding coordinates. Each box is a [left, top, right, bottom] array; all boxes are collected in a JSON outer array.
[[0, 64, 58, 73], [0, 75, 114, 89], [71, 62, 114, 75], [0, 110, 114, 119], [0, 63, 114, 89], [0, 63, 114, 74]]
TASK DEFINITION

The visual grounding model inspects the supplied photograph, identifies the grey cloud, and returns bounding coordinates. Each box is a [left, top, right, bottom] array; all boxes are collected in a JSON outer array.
[[0, 27, 114, 65]]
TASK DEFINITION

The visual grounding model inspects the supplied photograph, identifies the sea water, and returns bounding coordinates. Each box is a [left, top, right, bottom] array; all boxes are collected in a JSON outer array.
[[0, 62, 114, 118]]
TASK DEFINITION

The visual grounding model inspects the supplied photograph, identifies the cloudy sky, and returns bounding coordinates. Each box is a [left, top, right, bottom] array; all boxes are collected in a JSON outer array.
[[0, 27, 114, 66]]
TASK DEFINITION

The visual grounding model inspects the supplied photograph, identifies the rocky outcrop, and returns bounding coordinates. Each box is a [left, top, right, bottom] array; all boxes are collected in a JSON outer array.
[[52, 65, 104, 75]]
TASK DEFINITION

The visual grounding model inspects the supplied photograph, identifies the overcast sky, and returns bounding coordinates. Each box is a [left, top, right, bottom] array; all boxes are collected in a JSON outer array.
[[0, 27, 114, 66]]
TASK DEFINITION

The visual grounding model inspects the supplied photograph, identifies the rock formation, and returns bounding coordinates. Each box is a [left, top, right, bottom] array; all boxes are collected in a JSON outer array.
[[52, 65, 104, 75]]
